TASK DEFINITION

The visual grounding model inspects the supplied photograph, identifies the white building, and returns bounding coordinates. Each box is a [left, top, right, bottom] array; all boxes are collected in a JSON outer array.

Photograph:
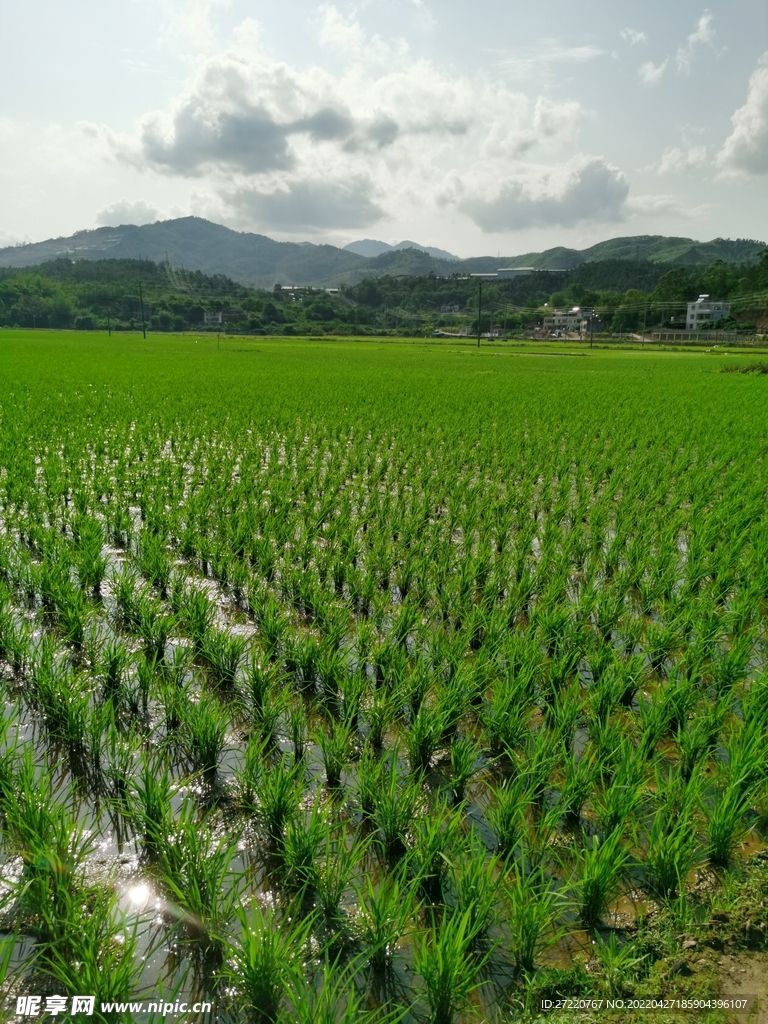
[[203, 310, 223, 326], [496, 267, 535, 279], [543, 307, 585, 333], [686, 295, 730, 330]]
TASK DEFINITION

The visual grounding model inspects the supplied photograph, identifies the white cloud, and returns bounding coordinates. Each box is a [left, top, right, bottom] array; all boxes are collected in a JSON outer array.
[[620, 28, 647, 46], [716, 53, 768, 176], [495, 42, 607, 76], [315, 5, 404, 66], [221, 176, 384, 232], [676, 9, 716, 75], [626, 193, 707, 218], [159, 0, 231, 55], [638, 58, 668, 86], [458, 155, 629, 232], [657, 145, 707, 175], [80, 14, 629, 236], [0, 229, 31, 248], [96, 199, 163, 226]]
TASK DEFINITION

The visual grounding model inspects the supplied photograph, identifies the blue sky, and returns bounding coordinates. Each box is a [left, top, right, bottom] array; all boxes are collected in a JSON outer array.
[[0, 0, 766, 256]]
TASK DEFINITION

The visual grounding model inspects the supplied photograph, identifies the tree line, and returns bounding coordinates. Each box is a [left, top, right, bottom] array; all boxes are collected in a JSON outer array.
[[0, 252, 766, 336]]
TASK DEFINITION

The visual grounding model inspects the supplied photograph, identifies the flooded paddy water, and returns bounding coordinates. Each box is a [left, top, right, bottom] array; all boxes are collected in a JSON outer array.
[[0, 336, 767, 1022]]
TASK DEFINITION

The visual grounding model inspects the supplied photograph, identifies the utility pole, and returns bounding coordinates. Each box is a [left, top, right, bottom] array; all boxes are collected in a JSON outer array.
[[138, 283, 147, 339], [590, 307, 594, 349], [477, 278, 482, 347], [107, 306, 112, 337], [641, 304, 647, 346]]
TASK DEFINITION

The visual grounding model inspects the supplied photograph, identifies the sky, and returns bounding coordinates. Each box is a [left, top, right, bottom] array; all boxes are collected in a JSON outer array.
[[0, 0, 767, 258]]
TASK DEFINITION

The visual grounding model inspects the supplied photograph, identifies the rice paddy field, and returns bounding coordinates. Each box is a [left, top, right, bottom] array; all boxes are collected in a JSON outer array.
[[1, 331, 767, 1023]]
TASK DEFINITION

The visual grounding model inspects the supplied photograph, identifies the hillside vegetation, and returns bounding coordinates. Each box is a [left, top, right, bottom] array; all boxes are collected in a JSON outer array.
[[0, 217, 764, 289], [1, 251, 766, 336]]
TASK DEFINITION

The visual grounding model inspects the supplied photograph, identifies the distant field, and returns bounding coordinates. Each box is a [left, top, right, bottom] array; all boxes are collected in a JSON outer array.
[[1, 332, 767, 1023]]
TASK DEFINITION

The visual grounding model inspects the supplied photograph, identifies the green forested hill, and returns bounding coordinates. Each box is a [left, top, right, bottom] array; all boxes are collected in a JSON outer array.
[[0, 218, 764, 288], [1, 249, 766, 336]]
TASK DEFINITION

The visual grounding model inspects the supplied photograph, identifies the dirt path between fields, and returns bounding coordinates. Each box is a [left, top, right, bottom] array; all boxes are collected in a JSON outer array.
[[718, 952, 768, 1023]]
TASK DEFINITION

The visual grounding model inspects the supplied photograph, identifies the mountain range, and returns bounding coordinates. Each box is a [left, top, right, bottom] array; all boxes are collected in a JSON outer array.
[[0, 217, 763, 290], [343, 238, 459, 261]]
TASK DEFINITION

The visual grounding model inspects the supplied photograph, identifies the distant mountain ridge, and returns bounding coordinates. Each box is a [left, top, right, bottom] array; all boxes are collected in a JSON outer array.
[[0, 218, 763, 289], [344, 238, 459, 261]]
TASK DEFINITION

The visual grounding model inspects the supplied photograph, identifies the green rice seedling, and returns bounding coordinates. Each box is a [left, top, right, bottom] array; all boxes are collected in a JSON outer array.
[[129, 755, 175, 860], [705, 780, 759, 867], [661, 668, 700, 735], [644, 806, 700, 901], [55, 580, 92, 650], [257, 755, 304, 847], [317, 645, 346, 716], [0, 587, 16, 654], [354, 873, 417, 972], [513, 728, 561, 807], [180, 690, 229, 777], [558, 749, 597, 828], [712, 632, 754, 695], [573, 829, 631, 929], [356, 744, 383, 818], [593, 760, 646, 840], [316, 716, 356, 788], [204, 627, 247, 690], [413, 908, 488, 1024], [182, 586, 215, 652], [85, 699, 114, 791], [488, 774, 536, 857], [448, 735, 482, 804], [256, 594, 289, 660], [363, 685, 396, 752], [221, 901, 315, 1024], [450, 831, 499, 944], [589, 719, 633, 783], [505, 859, 563, 973], [285, 630, 322, 694], [112, 563, 141, 631], [399, 661, 431, 719], [408, 801, 464, 903], [725, 721, 767, 798], [6, 617, 34, 677], [314, 831, 369, 933], [4, 763, 95, 940], [282, 796, 329, 894], [137, 529, 173, 597], [339, 669, 366, 730], [30, 649, 90, 763], [676, 704, 723, 780], [103, 724, 140, 830], [34, 883, 147, 1012], [157, 806, 243, 962], [636, 691, 672, 762], [108, 504, 133, 549], [241, 654, 279, 719], [289, 700, 308, 761], [97, 637, 131, 707], [252, 684, 288, 749], [373, 753, 423, 861], [73, 515, 107, 591], [136, 588, 175, 661], [593, 932, 648, 998], [434, 677, 468, 744], [290, 957, 406, 1024], [235, 733, 266, 810], [544, 681, 581, 752], [481, 678, 531, 758], [407, 703, 446, 774], [159, 673, 192, 735]]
